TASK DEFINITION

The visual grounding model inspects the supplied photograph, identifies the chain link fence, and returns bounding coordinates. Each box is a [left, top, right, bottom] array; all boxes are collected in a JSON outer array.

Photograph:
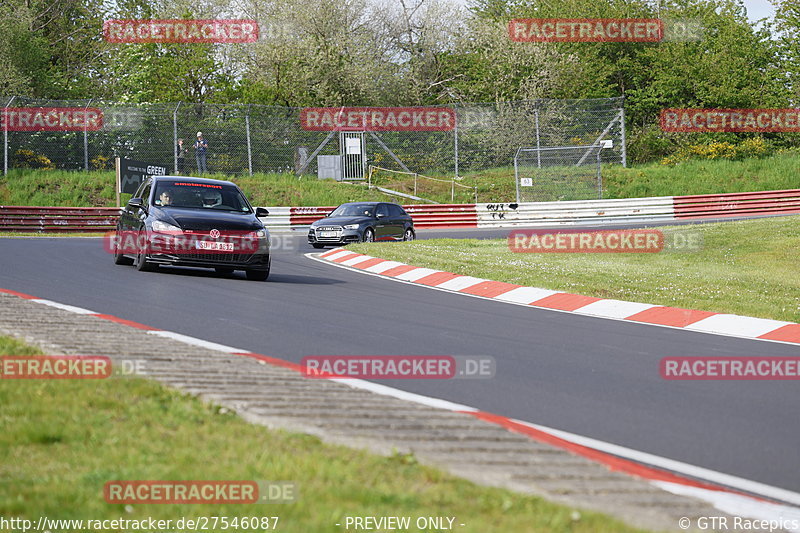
[[514, 145, 604, 203], [1, 96, 625, 179]]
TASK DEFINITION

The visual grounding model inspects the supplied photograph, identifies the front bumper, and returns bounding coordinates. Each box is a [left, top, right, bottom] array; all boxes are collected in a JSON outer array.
[[142, 232, 271, 270], [308, 227, 362, 245], [147, 252, 271, 270]]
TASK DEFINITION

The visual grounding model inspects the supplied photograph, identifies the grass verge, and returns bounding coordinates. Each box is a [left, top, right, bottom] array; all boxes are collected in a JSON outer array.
[[349, 216, 800, 323], [0, 335, 644, 533]]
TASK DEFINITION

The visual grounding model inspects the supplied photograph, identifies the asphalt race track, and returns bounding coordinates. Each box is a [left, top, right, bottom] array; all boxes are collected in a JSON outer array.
[[1, 229, 798, 498]]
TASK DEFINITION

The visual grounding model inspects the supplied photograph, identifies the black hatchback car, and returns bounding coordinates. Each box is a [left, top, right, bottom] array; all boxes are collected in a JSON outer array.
[[307, 202, 415, 248], [114, 176, 271, 280]]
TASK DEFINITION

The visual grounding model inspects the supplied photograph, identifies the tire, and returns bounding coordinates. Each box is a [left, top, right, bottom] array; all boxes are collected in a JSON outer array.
[[246, 255, 270, 281], [114, 251, 134, 265], [136, 251, 156, 272], [312, 243, 326, 249], [135, 231, 156, 272], [215, 267, 234, 275], [403, 228, 415, 241], [246, 269, 269, 281], [113, 227, 134, 265], [362, 228, 375, 243]]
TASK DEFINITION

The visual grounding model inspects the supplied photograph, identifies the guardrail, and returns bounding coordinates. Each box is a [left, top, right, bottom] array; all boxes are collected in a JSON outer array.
[[2, 189, 799, 233], [476, 197, 675, 228], [0, 206, 120, 233], [674, 189, 800, 219]]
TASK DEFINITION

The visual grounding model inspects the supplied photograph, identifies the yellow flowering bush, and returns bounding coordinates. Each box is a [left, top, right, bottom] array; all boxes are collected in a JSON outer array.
[[12, 149, 55, 170], [661, 137, 771, 165], [90, 155, 111, 170]]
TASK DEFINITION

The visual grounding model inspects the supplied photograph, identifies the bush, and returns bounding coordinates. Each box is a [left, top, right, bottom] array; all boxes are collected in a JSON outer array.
[[12, 149, 55, 170], [661, 137, 772, 165], [628, 126, 677, 165], [90, 155, 111, 170]]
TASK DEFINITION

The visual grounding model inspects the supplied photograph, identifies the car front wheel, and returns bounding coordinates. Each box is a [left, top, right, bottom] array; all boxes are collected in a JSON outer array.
[[403, 228, 415, 241], [134, 230, 157, 271], [246, 269, 269, 281], [362, 228, 375, 243]]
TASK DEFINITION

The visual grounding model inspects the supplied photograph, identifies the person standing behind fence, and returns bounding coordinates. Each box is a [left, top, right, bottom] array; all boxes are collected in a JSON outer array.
[[176, 138, 187, 174], [194, 131, 208, 174]]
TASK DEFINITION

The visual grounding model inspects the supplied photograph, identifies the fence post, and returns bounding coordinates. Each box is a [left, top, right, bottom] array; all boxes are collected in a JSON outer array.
[[245, 104, 253, 177], [535, 105, 541, 169], [173, 102, 181, 173], [514, 148, 520, 204], [620, 102, 628, 168], [414, 173, 417, 196], [3, 96, 15, 176], [451, 178, 455, 202], [84, 99, 93, 171], [597, 149, 603, 199], [453, 103, 459, 179]]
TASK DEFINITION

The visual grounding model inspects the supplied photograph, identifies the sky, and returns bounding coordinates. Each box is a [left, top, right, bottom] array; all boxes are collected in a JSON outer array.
[[743, 0, 776, 23]]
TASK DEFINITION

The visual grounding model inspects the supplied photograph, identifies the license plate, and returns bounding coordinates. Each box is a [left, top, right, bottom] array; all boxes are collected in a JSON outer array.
[[319, 231, 340, 238], [197, 241, 234, 252]]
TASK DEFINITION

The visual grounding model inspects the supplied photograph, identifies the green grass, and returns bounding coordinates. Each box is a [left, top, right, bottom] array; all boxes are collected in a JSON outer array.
[[349, 216, 800, 323], [2, 151, 799, 207], [0, 335, 645, 532]]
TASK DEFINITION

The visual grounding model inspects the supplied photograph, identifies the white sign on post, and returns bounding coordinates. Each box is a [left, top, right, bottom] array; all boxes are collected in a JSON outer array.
[[345, 137, 361, 155]]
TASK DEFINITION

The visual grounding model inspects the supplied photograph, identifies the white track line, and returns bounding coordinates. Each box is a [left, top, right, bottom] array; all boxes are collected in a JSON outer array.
[[32, 299, 97, 315], [146, 330, 246, 353]]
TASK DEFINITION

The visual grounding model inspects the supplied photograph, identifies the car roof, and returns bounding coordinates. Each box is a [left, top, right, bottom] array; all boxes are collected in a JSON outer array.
[[152, 175, 236, 187]]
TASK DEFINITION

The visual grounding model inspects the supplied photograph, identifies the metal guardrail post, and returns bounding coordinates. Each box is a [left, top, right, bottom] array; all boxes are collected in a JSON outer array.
[[3, 96, 15, 176]]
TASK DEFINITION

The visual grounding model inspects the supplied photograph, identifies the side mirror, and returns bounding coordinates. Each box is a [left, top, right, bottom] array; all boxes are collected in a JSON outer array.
[[128, 198, 144, 209], [256, 207, 269, 217]]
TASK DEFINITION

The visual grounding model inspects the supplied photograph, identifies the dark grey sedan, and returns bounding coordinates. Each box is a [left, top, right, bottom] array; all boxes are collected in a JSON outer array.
[[307, 202, 415, 248]]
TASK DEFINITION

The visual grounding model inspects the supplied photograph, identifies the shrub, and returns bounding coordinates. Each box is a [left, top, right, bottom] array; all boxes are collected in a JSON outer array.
[[12, 149, 55, 170], [661, 137, 772, 165], [90, 155, 111, 170]]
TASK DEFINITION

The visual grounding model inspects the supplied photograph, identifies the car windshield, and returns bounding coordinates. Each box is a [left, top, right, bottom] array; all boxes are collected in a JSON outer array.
[[153, 181, 252, 213], [329, 204, 375, 217]]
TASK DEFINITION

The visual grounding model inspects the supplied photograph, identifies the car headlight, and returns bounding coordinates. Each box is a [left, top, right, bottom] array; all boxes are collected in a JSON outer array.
[[152, 220, 181, 233], [343, 224, 359, 230], [256, 229, 267, 238]]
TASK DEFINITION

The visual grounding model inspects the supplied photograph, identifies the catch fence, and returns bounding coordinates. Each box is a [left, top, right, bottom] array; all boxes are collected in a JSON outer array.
[[1, 97, 626, 181]]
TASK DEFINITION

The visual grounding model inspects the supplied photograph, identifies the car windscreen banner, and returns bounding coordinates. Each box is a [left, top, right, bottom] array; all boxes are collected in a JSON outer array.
[[116, 157, 168, 195]]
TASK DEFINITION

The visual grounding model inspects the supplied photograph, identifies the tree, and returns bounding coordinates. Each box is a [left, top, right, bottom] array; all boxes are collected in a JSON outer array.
[[772, 0, 800, 104]]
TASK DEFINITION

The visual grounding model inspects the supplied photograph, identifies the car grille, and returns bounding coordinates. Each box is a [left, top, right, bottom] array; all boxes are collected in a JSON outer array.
[[179, 253, 254, 263], [313, 225, 344, 242]]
